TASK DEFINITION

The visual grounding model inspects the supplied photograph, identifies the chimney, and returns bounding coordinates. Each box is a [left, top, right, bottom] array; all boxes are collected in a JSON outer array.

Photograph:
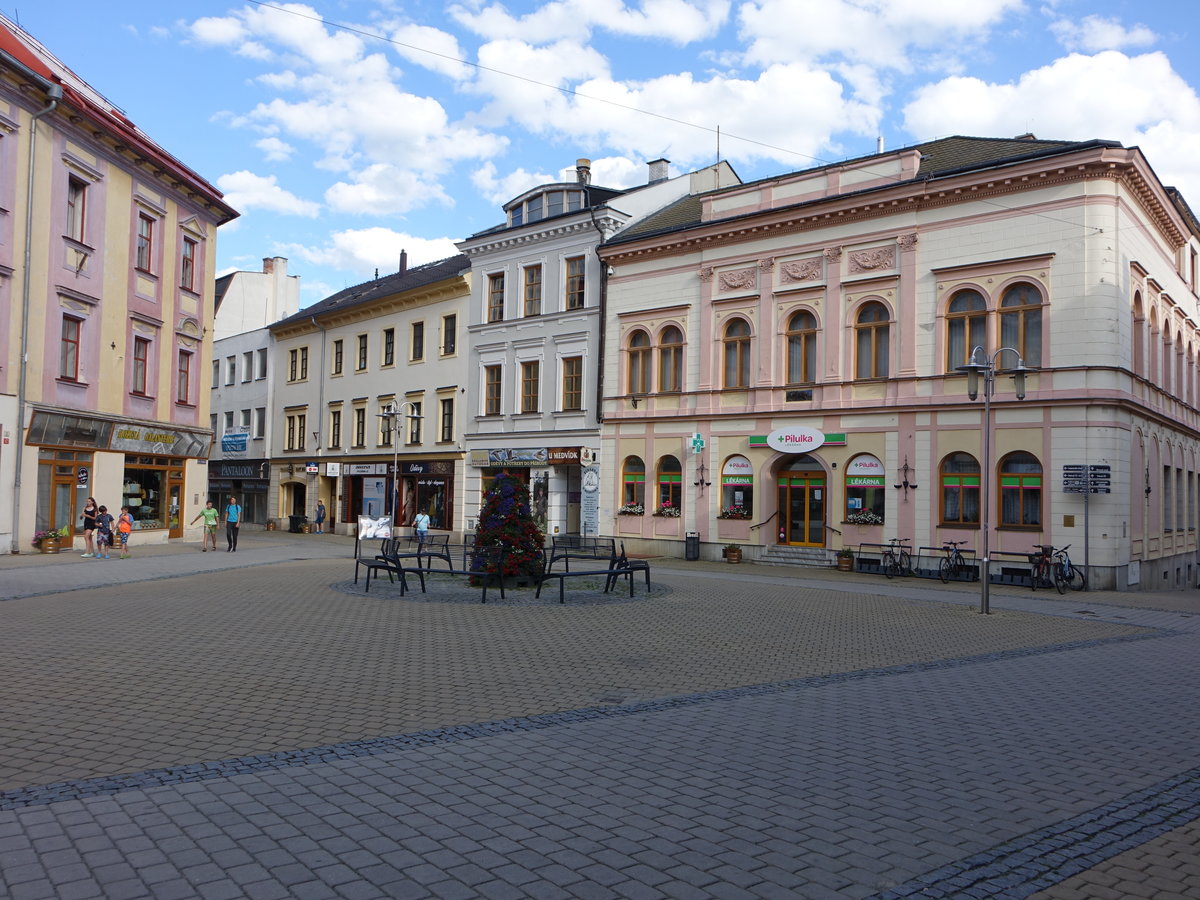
[[877, 136, 884, 154], [576, 158, 591, 184], [647, 158, 670, 184], [262, 257, 274, 274], [399, 249, 408, 274], [1015, 132, 1037, 141]]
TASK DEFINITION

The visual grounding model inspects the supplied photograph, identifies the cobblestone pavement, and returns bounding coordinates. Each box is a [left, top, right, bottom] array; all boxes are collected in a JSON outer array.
[[1, 532, 1198, 898]]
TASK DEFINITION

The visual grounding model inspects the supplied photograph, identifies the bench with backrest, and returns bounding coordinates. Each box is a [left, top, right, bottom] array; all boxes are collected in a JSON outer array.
[[546, 535, 617, 572], [390, 543, 511, 603], [535, 538, 651, 604], [403, 533, 451, 569], [355, 538, 423, 593]]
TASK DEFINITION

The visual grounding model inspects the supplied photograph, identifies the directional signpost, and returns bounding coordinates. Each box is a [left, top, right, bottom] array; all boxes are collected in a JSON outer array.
[[1062, 464, 1111, 584]]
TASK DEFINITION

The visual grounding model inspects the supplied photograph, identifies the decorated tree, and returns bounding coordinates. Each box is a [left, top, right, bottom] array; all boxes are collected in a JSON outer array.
[[473, 472, 545, 579]]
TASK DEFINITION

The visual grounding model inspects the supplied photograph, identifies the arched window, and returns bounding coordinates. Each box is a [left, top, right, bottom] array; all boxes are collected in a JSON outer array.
[[999, 451, 1042, 528], [620, 456, 645, 512], [786, 310, 817, 384], [1132, 292, 1145, 376], [1000, 283, 1042, 366], [723, 319, 751, 388], [628, 330, 651, 395], [940, 452, 980, 526], [719, 455, 754, 519], [946, 289, 986, 370], [656, 455, 682, 515], [659, 325, 684, 393], [855, 301, 890, 379], [1162, 324, 1174, 396]]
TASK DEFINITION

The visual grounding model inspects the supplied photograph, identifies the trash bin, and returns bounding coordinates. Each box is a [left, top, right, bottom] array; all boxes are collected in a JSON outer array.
[[288, 514, 308, 533], [685, 531, 700, 561]]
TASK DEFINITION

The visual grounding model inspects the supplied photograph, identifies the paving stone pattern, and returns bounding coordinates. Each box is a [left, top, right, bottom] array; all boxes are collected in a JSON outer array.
[[1, 536, 1197, 898]]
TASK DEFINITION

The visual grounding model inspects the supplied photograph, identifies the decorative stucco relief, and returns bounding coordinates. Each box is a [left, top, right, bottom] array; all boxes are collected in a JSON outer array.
[[759, 257, 775, 271], [848, 246, 896, 274], [780, 259, 822, 283], [719, 268, 757, 291], [823, 246, 843, 261], [897, 233, 918, 251], [699, 266, 714, 282]]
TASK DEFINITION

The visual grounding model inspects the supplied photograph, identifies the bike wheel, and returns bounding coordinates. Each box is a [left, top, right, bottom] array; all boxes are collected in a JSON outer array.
[[884, 554, 896, 579], [939, 556, 952, 584], [1068, 566, 1087, 591], [1030, 563, 1041, 590], [1054, 563, 1068, 594], [900, 550, 913, 576]]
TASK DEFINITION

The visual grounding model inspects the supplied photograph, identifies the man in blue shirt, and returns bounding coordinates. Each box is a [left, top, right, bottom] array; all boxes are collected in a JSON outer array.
[[223, 496, 242, 552]]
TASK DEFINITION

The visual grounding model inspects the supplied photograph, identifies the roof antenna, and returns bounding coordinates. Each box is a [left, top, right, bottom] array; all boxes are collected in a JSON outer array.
[[716, 125, 720, 163]]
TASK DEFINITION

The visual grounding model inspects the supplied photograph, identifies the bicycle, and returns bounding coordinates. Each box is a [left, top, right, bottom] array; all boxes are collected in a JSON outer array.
[[1029, 545, 1055, 590], [1052, 544, 1087, 594], [882, 538, 913, 579], [938, 540, 972, 584]]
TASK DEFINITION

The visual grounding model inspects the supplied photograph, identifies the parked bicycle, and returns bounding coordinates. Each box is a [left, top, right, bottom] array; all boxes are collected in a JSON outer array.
[[1052, 544, 1087, 594], [882, 537, 913, 579], [938, 540, 972, 584], [1029, 545, 1055, 590]]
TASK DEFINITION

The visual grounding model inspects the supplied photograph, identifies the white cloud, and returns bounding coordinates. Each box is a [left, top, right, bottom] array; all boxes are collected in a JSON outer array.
[[1050, 15, 1156, 53], [324, 163, 454, 216], [255, 137, 295, 161], [902, 50, 1200, 203], [471, 161, 557, 205], [281, 227, 462, 277], [216, 170, 321, 217], [389, 24, 472, 80], [449, 0, 731, 45], [738, 0, 1022, 72]]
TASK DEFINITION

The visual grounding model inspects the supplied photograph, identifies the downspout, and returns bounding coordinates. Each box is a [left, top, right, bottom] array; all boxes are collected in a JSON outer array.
[[587, 206, 607, 425], [11, 70, 63, 554], [310, 315, 327, 523]]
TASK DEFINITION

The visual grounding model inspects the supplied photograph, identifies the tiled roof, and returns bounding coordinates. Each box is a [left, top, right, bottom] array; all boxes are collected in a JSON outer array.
[[609, 136, 1117, 245], [272, 255, 470, 329]]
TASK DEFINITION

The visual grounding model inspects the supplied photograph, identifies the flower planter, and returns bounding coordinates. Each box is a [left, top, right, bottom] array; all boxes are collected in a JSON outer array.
[[38, 537, 62, 554], [725, 547, 743, 563], [836, 555, 854, 571]]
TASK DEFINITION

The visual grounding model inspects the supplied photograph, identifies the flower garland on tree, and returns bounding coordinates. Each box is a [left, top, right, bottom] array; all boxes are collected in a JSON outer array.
[[472, 472, 545, 579]]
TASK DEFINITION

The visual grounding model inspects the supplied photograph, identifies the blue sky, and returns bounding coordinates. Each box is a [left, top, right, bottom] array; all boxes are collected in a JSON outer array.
[[6, 1, 1200, 306]]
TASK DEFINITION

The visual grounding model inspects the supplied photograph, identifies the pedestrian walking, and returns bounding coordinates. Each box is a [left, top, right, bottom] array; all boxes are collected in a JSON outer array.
[[191, 500, 219, 551], [413, 509, 430, 544], [80, 497, 98, 557], [315, 500, 327, 534], [223, 496, 242, 552], [94, 505, 114, 559], [116, 507, 135, 559]]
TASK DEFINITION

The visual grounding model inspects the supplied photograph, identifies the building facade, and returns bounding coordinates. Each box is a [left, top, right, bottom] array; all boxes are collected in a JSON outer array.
[[206, 257, 300, 524], [456, 158, 739, 537], [1, 15, 236, 553], [599, 136, 1200, 590], [268, 256, 470, 535]]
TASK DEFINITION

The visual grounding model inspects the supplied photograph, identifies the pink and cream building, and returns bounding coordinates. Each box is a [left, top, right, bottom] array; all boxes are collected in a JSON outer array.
[[0, 15, 237, 552], [599, 136, 1200, 590]]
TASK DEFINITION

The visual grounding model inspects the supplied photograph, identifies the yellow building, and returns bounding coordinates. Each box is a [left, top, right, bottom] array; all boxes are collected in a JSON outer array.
[[1, 16, 237, 552]]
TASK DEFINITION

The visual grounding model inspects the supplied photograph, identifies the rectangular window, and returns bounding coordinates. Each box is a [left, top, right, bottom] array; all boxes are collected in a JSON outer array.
[[227, 355, 236, 385], [176, 350, 192, 404], [488, 273, 505, 322], [211, 359, 220, 389], [66, 176, 86, 243], [332, 339, 344, 375], [565, 257, 585, 310], [242, 351, 253, 382], [411, 321, 425, 361], [521, 360, 540, 413], [225, 411, 234, 432], [407, 402, 423, 445], [329, 410, 341, 449], [254, 407, 266, 438], [383, 328, 394, 366], [256, 348, 267, 379], [356, 334, 368, 370], [60, 317, 81, 381], [288, 349, 298, 382], [562, 356, 583, 411], [132, 337, 150, 395], [136, 214, 154, 272], [484, 365, 502, 416], [524, 265, 542, 317], [286, 413, 307, 450], [299, 346, 308, 380], [240, 408, 252, 429], [442, 314, 457, 355], [353, 408, 366, 447], [380, 408, 393, 447], [211, 413, 218, 435], [440, 397, 454, 442], [180, 237, 197, 291]]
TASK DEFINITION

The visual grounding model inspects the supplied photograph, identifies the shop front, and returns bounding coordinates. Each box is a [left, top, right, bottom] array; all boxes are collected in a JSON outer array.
[[468, 446, 596, 535], [25, 410, 209, 545], [207, 459, 270, 524], [336, 459, 457, 533]]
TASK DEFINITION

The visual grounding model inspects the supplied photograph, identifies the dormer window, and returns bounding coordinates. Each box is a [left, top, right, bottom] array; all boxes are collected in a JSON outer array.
[[507, 188, 586, 227]]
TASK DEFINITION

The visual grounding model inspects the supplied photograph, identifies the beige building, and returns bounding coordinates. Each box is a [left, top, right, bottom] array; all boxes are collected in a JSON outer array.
[[0, 15, 237, 553]]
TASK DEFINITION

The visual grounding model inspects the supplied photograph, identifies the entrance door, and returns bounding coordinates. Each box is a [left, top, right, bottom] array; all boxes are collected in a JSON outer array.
[[167, 469, 184, 538], [776, 457, 826, 546]]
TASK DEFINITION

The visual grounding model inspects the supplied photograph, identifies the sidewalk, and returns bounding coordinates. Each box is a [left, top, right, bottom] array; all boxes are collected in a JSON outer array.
[[1, 540, 1198, 899]]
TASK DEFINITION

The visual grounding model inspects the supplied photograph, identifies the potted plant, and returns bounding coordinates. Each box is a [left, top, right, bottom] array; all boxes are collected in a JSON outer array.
[[725, 543, 743, 563], [835, 548, 855, 571], [32, 524, 71, 553]]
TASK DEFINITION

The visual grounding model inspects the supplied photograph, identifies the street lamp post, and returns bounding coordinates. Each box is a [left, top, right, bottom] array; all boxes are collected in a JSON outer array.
[[377, 402, 423, 527], [956, 345, 1033, 615]]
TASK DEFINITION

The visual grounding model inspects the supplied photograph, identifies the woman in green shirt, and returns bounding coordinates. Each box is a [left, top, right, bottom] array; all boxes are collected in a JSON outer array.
[[191, 500, 219, 552]]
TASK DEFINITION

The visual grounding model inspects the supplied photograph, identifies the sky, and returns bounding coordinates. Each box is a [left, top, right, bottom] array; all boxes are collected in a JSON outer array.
[[5, 1, 1200, 306]]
